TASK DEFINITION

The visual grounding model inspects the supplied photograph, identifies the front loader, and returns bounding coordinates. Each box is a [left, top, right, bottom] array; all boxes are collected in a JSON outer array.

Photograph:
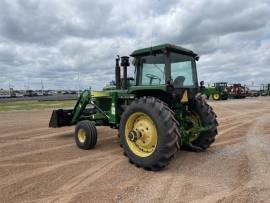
[[49, 43, 218, 171]]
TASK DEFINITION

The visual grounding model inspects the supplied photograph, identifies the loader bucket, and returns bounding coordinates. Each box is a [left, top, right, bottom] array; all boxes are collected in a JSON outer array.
[[49, 109, 73, 128]]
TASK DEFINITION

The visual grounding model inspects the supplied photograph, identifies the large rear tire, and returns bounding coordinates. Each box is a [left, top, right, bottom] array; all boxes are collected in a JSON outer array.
[[75, 120, 97, 150], [221, 93, 228, 100], [120, 97, 180, 171], [190, 94, 218, 149]]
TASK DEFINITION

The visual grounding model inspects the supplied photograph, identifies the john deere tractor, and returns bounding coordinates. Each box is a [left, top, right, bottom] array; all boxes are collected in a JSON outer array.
[[201, 82, 229, 100], [49, 44, 218, 171]]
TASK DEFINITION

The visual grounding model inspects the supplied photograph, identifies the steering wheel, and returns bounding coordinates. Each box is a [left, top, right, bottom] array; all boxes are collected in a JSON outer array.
[[145, 73, 159, 80], [145, 73, 161, 85]]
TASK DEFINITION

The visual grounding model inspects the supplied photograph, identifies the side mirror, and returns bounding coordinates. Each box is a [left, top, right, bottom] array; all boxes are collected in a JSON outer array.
[[200, 81, 204, 86]]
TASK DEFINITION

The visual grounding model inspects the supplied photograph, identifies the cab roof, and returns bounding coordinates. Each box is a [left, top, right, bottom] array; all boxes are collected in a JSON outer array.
[[130, 43, 198, 58]]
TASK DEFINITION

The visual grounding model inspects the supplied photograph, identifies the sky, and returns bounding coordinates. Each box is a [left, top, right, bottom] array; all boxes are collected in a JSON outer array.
[[0, 0, 269, 90]]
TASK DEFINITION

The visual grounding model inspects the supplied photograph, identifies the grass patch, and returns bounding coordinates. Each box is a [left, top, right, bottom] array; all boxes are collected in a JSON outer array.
[[0, 100, 77, 112]]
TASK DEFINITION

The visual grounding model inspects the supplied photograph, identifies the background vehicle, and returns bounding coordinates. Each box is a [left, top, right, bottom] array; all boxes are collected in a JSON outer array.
[[24, 90, 38, 97], [228, 84, 247, 98], [247, 89, 260, 97], [260, 84, 270, 96], [49, 44, 218, 171], [201, 82, 229, 100]]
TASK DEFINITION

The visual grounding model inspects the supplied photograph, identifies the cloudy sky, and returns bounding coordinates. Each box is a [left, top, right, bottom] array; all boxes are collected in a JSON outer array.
[[0, 0, 269, 90]]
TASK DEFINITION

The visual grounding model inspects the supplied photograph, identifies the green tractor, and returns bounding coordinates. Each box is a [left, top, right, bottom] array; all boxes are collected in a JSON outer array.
[[214, 82, 229, 100], [49, 44, 218, 171], [201, 82, 229, 100]]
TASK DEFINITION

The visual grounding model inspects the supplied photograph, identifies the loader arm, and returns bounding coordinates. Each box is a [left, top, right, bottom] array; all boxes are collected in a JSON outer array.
[[71, 90, 91, 124], [49, 90, 92, 128]]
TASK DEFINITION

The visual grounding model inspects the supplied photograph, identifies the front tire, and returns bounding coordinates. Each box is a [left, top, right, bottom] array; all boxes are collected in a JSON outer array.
[[120, 97, 180, 171], [75, 120, 97, 150], [212, 93, 220, 101]]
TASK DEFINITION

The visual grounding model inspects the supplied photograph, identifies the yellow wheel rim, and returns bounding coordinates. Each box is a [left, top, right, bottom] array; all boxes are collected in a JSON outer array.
[[190, 112, 202, 141], [213, 93, 220, 100], [125, 112, 157, 157], [78, 129, 86, 143]]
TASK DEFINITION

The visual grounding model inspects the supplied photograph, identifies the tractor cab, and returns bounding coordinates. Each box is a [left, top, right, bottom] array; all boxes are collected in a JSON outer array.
[[214, 82, 228, 92], [131, 44, 199, 87], [214, 82, 227, 88], [131, 44, 199, 88], [114, 44, 200, 104]]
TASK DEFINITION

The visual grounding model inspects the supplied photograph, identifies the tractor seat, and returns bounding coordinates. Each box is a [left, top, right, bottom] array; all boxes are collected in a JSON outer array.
[[173, 76, 185, 87]]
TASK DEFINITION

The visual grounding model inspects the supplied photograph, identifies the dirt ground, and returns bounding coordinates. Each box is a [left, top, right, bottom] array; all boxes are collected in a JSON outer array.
[[0, 97, 270, 203]]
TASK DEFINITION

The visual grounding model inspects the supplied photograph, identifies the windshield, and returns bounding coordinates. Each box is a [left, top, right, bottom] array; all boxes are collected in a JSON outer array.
[[140, 54, 166, 85], [137, 52, 196, 87], [170, 53, 195, 87]]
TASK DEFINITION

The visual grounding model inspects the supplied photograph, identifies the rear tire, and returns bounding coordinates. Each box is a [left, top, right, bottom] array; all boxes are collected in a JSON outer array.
[[120, 97, 180, 171], [75, 120, 97, 150], [221, 93, 228, 100], [191, 94, 218, 149]]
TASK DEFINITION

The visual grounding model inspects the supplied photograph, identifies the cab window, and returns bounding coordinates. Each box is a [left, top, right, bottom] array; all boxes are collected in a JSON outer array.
[[170, 53, 195, 87], [140, 54, 166, 85]]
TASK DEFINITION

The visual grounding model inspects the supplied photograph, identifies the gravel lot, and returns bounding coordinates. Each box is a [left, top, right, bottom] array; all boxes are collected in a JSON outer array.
[[0, 97, 270, 202]]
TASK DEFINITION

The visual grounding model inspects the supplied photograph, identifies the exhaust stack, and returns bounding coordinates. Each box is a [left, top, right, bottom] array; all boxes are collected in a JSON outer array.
[[115, 56, 121, 89]]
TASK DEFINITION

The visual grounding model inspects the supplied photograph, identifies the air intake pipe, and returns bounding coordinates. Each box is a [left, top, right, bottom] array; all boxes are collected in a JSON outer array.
[[120, 56, 130, 89]]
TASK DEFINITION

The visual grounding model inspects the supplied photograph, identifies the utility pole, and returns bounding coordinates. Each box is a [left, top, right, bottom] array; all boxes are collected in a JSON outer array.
[[41, 80, 44, 95], [9, 81, 11, 96]]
